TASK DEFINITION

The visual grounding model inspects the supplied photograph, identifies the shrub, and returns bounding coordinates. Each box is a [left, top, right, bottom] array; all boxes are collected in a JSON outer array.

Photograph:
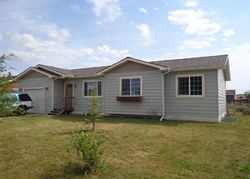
[[70, 131, 106, 174], [0, 54, 16, 117], [235, 105, 247, 112], [0, 94, 16, 117], [242, 107, 250, 115]]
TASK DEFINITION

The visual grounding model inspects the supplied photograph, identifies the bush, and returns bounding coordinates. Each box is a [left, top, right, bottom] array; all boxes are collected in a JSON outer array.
[[243, 107, 250, 115], [235, 105, 248, 112], [70, 131, 106, 174], [0, 94, 16, 117]]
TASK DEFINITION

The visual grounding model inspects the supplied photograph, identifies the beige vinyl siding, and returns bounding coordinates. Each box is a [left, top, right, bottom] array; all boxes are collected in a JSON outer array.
[[70, 78, 103, 114], [53, 79, 64, 109], [103, 61, 163, 116], [165, 70, 219, 122], [218, 69, 226, 121], [19, 71, 52, 113]]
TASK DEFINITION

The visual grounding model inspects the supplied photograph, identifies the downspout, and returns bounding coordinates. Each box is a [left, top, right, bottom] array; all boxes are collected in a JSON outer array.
[[160, 70, 170, 121], [99, 76, 105, 114], [51, 78, 55, 110]]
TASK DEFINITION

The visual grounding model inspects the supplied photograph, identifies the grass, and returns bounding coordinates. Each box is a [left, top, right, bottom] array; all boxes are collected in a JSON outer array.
[[0, 114, 250, 178]]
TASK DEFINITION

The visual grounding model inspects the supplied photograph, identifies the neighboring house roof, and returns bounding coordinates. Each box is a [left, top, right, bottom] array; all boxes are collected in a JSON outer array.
[[226, 90, 236, 95], [14, 54, 231, 81]]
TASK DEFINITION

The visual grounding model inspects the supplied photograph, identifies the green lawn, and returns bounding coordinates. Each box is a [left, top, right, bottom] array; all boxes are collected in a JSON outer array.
[[0, 114, 250, 178]]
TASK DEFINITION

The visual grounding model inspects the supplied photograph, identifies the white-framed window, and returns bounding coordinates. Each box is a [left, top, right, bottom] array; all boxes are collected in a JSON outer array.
[[83, 81, 102, 97], [176, 74, 205, 97], [120, 76, 142, 96]]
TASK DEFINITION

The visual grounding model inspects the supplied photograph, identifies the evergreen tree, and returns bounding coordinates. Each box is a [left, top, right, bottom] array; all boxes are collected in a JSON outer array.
[[88, 90, 103, 132]]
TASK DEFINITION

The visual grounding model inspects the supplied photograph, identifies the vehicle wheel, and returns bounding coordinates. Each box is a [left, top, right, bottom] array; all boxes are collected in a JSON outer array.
[[17, 106, 27, 115]]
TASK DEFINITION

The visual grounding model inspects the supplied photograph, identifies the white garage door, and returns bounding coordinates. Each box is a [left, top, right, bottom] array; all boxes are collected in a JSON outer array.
[[24, 88, 45, 113]]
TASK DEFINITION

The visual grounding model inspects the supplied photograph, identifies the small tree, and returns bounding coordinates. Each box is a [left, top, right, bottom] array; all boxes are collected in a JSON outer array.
[[0, 54, 16, 116], [0, 54, 15, 93], [70, 131, 106, 174], [88, 90, 103, 132]]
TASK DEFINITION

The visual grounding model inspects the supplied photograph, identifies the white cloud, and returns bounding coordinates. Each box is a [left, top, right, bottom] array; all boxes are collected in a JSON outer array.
[[224, 44, 250, 93], [42, 23, 71, 42], [139, 8, 148, 14], [81, 48, 94, 55], [15, 17, 71, 42], [87, 0, 122, 21], [179, 37, 216, 49], [180, 39, 211, 49], [168, 9, 221, 36], [223, 28, 235, 37], [0, 33, 2, 42], [154, 7, 159, 11], [9, 32, 129, 70], [136, 24, 151, 40], [185, 0, 198, 7], [97, 45, 129, 58]]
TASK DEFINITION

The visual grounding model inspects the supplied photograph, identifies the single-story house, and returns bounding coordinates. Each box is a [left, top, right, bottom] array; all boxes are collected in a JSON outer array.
[[14, 54, 231, 122]]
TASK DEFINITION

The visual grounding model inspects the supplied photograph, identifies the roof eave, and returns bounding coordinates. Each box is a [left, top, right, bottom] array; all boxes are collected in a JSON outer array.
[[35, 64, 71, 77], [170, 66, 222, 72], [13, 67, 56, 81], [61, 74, 103, 79]]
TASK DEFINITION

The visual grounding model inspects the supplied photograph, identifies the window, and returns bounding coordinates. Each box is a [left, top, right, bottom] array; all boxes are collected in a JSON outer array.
[[177, 75, 204, 97], [18, 94, 32, 101], [83, 81, 102, 96], [120, 77, 142, 96]]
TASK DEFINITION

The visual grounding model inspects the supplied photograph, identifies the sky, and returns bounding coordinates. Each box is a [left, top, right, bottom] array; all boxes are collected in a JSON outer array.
[[0, 0, 250, 93]]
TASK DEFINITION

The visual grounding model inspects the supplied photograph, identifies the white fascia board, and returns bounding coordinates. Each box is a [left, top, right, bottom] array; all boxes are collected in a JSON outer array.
[[13, 67, 55, 81]]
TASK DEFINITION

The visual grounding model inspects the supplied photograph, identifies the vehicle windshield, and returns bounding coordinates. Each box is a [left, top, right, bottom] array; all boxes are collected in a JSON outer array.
[[18, 94, 32, 101]]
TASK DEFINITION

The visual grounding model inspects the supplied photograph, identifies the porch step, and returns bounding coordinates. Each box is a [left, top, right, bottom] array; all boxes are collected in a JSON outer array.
[[48, 108, 64, 115], [48, 108, 74, 115]]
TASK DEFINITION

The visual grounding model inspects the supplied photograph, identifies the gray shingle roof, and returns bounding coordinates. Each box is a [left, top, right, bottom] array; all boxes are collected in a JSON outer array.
[[150, 54, 228, 71], [35, 54, 229, 79], [71, 66, 108, 77], [37, 64, 74, 76]]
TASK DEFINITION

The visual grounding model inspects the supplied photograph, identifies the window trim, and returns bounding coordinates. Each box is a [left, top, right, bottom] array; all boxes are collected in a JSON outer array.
[[82, 80, 102, 98], [175, 74, 205, 98], [119, 76, 143, 96]]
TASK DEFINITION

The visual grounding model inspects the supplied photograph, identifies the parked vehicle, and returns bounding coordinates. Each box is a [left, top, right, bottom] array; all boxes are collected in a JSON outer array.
[[10, 93, 33, 115]]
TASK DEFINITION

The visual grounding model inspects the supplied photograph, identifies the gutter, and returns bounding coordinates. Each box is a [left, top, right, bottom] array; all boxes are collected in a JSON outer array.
[[160, 69, 170, 121]]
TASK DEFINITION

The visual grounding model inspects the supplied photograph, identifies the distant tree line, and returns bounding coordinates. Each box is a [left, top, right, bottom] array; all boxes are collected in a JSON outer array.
[[244, 91, 250, 98]]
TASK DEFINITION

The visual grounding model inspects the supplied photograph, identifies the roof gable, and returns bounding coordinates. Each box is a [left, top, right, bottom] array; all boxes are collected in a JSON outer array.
[[14, 67, 56, 81], [97, 57, 168, 75]]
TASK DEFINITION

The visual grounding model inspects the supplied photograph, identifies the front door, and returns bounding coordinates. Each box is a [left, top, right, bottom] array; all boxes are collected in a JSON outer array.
[[65, 82, 74, 110]]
